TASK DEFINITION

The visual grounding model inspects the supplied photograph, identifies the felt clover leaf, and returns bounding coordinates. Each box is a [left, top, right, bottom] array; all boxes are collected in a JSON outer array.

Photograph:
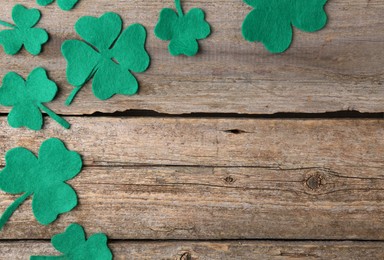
[[62, 12, 150, 105], [242, 0, 328, 53], [31, 223, 113, 260], [37, 0, 79, 11], [0, 138, 82, 230], [154, 0, 211, 56], [0, 67, 70, 130], [0, 5, 48, 55]]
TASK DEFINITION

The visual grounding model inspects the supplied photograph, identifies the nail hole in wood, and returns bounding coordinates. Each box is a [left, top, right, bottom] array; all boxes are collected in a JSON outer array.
[[223, 129, 246, 134]]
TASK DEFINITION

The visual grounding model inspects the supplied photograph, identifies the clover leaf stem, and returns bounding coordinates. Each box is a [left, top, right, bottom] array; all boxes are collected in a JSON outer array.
[[38, 104, 70, 129], [175, 0, 184, 17], [65, 86, 83, 106], [0, 191, 32, 230], [0, 20, 16, 28]]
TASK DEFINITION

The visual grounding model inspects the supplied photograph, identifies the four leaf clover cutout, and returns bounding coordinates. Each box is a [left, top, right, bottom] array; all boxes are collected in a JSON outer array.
[[62, 12, 150, 105]]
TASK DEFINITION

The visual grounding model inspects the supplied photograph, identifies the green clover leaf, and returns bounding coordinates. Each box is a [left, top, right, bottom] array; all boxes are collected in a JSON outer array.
[[37, 0, 79, 11], [242, 0, 328, 53], [154, 0, 211, 56], [61, 12, 150, 105], [0, 67, 70, 130], [0, 138, 83, 230], [0, 5, 49, 55], [31, 223, 113, 260]]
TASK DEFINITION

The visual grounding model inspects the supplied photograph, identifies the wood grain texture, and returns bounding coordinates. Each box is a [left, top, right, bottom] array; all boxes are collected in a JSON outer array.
[[0, 0, 383, 115], [0, 118, 383, 240], [1, 117, 383, 171], [2, 241, 384, 260], [2, 166, 384, 240], [1, 0, 383, 258]]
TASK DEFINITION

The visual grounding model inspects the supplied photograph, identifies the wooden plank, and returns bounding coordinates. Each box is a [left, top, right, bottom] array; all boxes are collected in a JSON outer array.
[[1, 165, 384, 240], [0, 118, 383, 240], [1, 117, 383, 174], [2, 241, 384, 259], [1, 0, 383, 115]]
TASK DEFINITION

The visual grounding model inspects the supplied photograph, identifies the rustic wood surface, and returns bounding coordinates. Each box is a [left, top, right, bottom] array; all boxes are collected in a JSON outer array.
[[2, 165, 384, 240], [0, 118, 383, 170], [0, 0, 383, 115], [0, 118, 383, 242], [1, 0, 384, 259], [2, 241, 384, 260]]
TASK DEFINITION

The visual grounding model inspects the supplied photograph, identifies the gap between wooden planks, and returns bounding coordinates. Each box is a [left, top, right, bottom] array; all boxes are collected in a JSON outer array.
[[2, 241, 384, 260], [0, 117, 383, 240], [0, 0, 383, 115]]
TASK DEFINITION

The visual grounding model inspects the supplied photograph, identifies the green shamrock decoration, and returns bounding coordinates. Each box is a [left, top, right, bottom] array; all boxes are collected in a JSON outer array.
[[0, 67, 70, 130], [154, 0, 211, 56], [62, 12, 150, 106], [0, 138, 82, 230], [31, 223, 113, 260], [37, 0, 79, 11], [0, 5, 49, 55], [242, 0, 328, 53]]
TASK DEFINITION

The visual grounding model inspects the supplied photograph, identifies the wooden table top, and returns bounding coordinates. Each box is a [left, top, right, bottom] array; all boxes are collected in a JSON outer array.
[[1, 0, 384, 259]]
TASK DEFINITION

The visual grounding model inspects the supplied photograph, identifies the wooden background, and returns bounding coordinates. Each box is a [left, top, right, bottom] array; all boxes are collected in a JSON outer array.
[[0, 0, 384, 259]]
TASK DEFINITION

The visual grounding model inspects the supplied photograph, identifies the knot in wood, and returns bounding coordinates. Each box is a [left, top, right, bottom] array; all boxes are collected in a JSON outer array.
[[306, 173, 323, 190], [179, 252, 191, 260], [224, 176, 235, 184]]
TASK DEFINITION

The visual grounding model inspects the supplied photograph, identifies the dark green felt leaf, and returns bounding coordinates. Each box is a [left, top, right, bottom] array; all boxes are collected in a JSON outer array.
[[62, 12, 150, 105], [242, 0, 328, 53], [112, 24, 150, 73], [37, 0, 80, 11], [30, 223, 113, 260], [75, 12, 122, 51], [0, 67, 70, 130], [0, 138, 83, 230], [52, 223, 86, 254], [92, 59, 139, 100], [154, 0, 211, 56], [61, 40, 100, 88], [0, 5, 48, 55]]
